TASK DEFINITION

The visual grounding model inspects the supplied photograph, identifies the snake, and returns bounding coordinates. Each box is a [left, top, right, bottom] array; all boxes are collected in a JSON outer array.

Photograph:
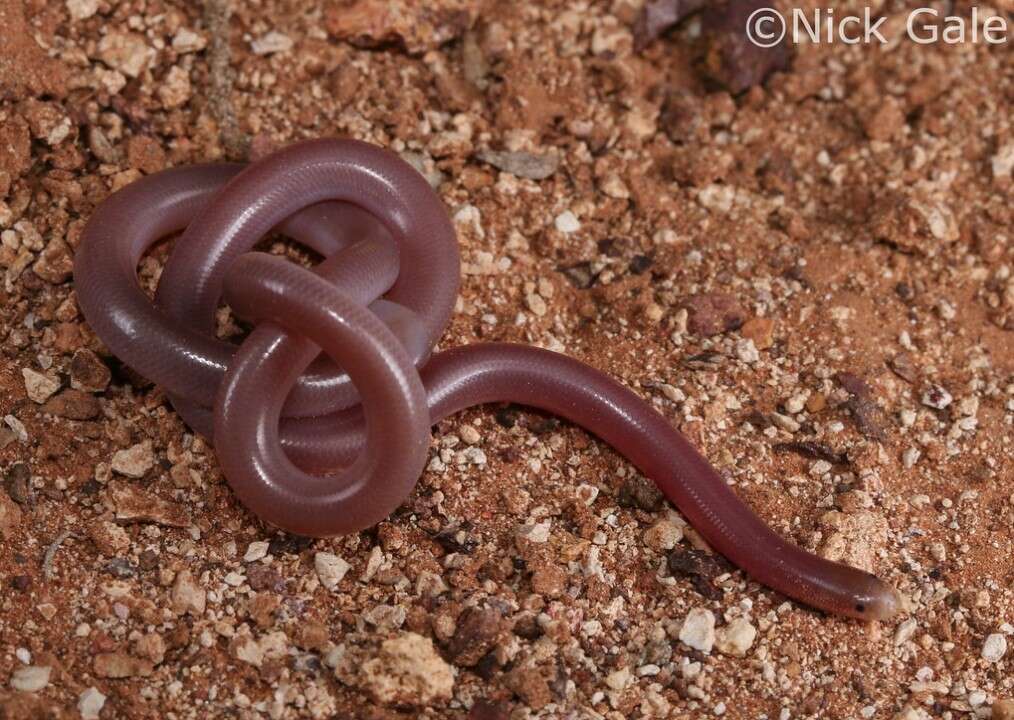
[[73, 138, 899, 620]]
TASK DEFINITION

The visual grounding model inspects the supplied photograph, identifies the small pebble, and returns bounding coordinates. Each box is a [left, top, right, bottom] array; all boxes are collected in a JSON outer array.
[[983, 633, 1008, 663], [244, 541, 270, 562], [604, 667, 631, 691], [715, 618, 757, 656], [784, 393, 808, 415], [111, 441, 155, 478], [554, 211, 580, 234], [251, 31, 294, 56], [770, 412, 799, 432], [679, 607, 716, 654], [172, 28, 207, 54], [525, 292, 547, 317], [10, 665, 51, 692], [66, 0, 99, 21], [78, 687, 107, 719], [516, 521, 551, 544], [895, 618, 918, 645], [459, 425, 481, 445], [21, 368, 60, 404], [314, 551, 351, 590], [735, 339, 760, 364], [922, 385, 953, 410], [97, 31, 155, 78], [575, 484, 599, 506], [171, 569, 207, 616], [643, 519, 683, 552]]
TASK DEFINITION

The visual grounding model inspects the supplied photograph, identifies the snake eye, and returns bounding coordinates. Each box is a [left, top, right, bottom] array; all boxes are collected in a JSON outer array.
[[855, 603, 866, 613]]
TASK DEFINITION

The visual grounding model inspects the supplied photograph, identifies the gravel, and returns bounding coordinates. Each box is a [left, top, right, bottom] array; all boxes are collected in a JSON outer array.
[[983, 633, 1009, 663], [9, 665, 50, 692], [679, 607, 716, 654], [1, 0, 1013, 716], [314, 551, 351, 591]]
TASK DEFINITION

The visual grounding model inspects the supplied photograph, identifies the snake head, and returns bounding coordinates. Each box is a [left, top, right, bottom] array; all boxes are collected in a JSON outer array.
[[849, 575, 900, 622]]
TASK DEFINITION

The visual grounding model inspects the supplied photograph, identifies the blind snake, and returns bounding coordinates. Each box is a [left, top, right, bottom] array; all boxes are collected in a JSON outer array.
[[73, 139, 899, 621]]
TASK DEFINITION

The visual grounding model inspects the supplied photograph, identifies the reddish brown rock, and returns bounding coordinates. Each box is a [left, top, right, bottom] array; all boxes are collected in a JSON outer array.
[[247, 563, 283, 592], [324, 0, 477, 55], [682, 293, 747, 337], [44, 389, 100, 420], [93, 652, 154, 678], [248, 592, 281, 628], [133, 633, 166, 665], [294, 620, 330, 651], [870, 189, 959, 255], [446, 607, 504, 666], [740, 317, 775, 350], [700, 0, 791, 94], [109, 483, 189, 528], [70, 350, 112, 393], [529, 562, 567, 598], [993, 699, 1014, 720], [505, 666, 553, 710], [0, 690, 65, 719], [837, 373, 887, 442]]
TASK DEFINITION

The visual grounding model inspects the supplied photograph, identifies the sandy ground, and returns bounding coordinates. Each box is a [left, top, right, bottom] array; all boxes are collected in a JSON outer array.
[[1, 0, 1014, 718]]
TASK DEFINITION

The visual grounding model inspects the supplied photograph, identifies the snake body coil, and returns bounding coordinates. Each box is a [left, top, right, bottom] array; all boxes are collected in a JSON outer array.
[[74, 139, 898, 620]]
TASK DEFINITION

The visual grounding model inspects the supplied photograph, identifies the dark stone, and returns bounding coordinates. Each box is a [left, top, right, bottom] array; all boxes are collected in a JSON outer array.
[[104, 558, 136, 578], [837, 373, 887, 441], [70, 348, 111, 392], [4, 462, 31, 504], [43, 389, 100, 420], [629, 254, 653, 275], [248, 563, 284, 592], [526, 416, 560, 435], [512, 613, 542, 640], [617, 476, 664, 512], [632, 0, 706, 51], [433, 522, 478, 555], [667, 547, 724, 600], [773, 441, 847, 465], [494, 406, 519, 429], [700, 0, 792, 94], [268, 534, 313, 556], [559, 262, 596, 289], [447, 607, 504, 666]]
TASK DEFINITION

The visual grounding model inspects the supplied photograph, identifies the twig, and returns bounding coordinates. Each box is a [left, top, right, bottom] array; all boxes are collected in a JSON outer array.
[[204, 0, 249, 160], [42, 530, 76, 581]]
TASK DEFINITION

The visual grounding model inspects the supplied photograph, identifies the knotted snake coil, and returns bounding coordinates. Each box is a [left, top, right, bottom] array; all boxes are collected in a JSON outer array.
[[73, 139, 898, 620]]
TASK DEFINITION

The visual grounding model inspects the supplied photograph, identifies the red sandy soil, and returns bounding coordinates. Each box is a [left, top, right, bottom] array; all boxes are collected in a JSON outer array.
[[1, 0, 1013, 718]]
